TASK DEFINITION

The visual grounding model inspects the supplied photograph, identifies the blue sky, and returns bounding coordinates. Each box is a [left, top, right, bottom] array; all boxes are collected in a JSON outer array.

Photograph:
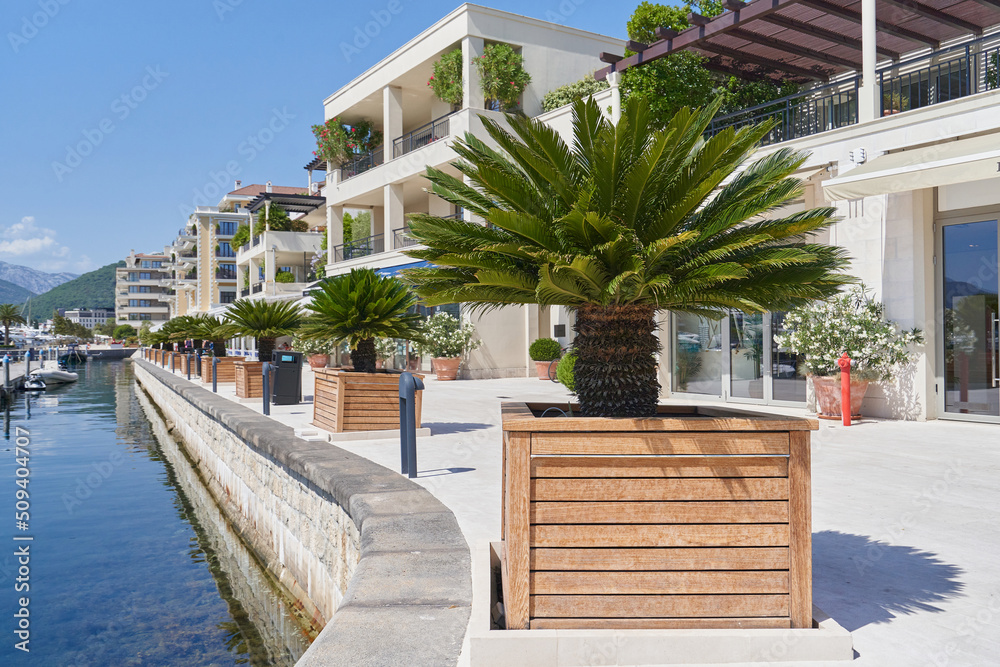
[[0, 0, 633, 275]]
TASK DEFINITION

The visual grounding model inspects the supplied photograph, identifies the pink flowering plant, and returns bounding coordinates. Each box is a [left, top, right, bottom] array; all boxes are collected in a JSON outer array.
[[474, 43, 530, 111], [311, 117, 383, 164], [428, 48, 464, 105]]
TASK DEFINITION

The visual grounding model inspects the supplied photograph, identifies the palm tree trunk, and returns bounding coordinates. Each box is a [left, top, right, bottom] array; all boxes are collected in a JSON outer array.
[[573, 303, 661, 417], [258, 337, 276, 362], [212, 340, 227, 358], [351, 338, 377, 373]]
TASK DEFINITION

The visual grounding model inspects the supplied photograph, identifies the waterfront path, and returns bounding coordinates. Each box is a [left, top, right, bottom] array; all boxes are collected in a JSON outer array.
[[157, 361, 1000, 667]]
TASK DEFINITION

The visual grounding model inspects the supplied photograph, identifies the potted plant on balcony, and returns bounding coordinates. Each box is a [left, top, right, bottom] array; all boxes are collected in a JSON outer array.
[[428, 47, 464, 106], [274, 270, 295, 283], [298, 268, 425, 433], [293, 335, 332, 369], [775, 284, 923, 418], [528, 337, 561, 380], [403, 96, 852, 630], [311, 118, 383, 166], [474, 43, 531, 111], [221, 299, 302, 398], [231, 223, 250, 250], [412, 312, 479, 381]]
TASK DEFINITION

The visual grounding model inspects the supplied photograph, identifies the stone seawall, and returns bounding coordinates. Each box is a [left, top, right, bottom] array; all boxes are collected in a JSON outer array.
[[133, 359, 472, 666]]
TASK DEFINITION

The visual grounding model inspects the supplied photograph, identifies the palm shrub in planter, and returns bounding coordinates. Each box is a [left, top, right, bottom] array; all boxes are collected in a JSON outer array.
[[403, 96, 854, 630], [774, 283, 923, 417], [298, 268, 426, 433], [412, 312, 480, 380], [528, 337, 562, 380], [221, 299, 302, 398]]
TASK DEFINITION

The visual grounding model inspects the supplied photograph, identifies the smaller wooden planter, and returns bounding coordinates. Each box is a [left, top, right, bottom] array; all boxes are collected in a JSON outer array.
[[177, 353, 196, 376], [201, 357, 239, 384], [235, 361, 265, 398], [313, 368, 423, 433]]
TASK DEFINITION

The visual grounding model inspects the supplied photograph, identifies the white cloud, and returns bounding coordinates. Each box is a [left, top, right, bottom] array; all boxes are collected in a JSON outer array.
[[0, 216, 93, 273]]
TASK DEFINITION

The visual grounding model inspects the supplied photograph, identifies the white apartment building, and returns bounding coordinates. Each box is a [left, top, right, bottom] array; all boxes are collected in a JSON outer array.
[[65, 308, 113, 329], [115, 251, 172, 325], [320, 3, 623, 378]]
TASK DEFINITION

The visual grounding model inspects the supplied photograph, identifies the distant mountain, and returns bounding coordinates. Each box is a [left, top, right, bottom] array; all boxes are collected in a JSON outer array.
[[24, 261, 124, 321], [0, 261, 76, 295], [0, 279, 34, 305]]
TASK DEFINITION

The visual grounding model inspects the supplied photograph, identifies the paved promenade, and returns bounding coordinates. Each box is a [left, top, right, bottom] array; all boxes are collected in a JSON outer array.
[[165, 362, 1000, 666]]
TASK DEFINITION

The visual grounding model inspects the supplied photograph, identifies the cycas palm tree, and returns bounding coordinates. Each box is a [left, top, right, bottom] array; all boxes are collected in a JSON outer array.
[[403, 96, 853, 417], [188, 315, 229, 357], [0, 304, 26, 346], [221, 299, 302, 362], [298, 268, 424, 373]]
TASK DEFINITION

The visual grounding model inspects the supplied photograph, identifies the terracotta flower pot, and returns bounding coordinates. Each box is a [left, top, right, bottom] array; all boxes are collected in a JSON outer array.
[[433, 356, 461, 381], [811, 375, 869, 418], [534, 360, 556, 380], [307, 354, 329, 369]]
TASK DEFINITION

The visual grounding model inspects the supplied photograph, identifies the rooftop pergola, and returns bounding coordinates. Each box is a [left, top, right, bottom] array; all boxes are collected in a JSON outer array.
[[595, 0, 1000, 84], [247, 192, 325, 215]]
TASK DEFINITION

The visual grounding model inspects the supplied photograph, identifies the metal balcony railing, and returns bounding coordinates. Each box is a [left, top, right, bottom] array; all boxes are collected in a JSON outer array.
[[339, 147, 384, 181], [706, 78, 860, 147], [251, 283, 263, 294], [216, 270, 237, 280], [879, 35, 1000, 115], [332, 234, 384, 262], [392, 112, 454, 158], [216, 248, 236, 258], [240, 287, 250, 297], [392, 225, 420, 248], [252, 235, 261, 247]]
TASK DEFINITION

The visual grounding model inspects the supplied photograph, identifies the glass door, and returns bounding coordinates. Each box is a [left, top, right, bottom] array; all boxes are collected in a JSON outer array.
[[941, 219, 1000, 419], [730, 312, 765, 400]]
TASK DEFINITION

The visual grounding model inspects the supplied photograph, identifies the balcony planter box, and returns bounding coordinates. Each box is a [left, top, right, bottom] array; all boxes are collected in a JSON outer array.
[[201, 356, 239, 384], [313, 368, 423, 433], [177, 353, 196, 376], [499, 402, 816, 631], [235, 360, 264, 399]]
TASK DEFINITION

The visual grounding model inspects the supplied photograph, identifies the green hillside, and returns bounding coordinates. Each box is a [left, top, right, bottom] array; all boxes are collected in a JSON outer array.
[[0, 279, 34, 305], [25, 261, 124, 320]]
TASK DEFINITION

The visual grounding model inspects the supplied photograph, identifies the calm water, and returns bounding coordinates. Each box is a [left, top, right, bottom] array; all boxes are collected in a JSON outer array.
[[0, 360, 312, 666]]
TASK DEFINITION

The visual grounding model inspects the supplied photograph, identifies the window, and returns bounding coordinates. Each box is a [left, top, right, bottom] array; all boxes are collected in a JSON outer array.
[[128, 272, 138, 282], [219, 291, 236, 304], [139, 272, 151, 280], [141, 260, 150, 268], [218, 221, 237, 236], [151, 261, 162, 268], [217, 242, 235, 257], [129, 314, 139, 320], [139, 313, 151, 320], [128, 285, 152, 293]]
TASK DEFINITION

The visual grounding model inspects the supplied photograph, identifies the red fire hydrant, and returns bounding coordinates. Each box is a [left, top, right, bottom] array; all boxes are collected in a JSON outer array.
[[836, 352, 852, 427]]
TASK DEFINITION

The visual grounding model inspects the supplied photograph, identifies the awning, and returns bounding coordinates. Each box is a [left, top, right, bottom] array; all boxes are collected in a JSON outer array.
[[823, 133, 1000, 201], [375, 261, 430, 277]]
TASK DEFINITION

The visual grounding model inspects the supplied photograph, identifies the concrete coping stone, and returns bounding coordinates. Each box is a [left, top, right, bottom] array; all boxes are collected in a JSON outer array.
[[134, 359, 472, 667]]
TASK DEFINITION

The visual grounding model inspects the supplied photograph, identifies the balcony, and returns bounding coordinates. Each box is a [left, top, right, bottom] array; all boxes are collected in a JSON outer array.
[[216, 269, 237, 280], [235, 230, 324, 263], [392, 112, 455, 158], [392, 224, 420, 249], [339, 147, 384, 181], [251, 283, 263, 294], [240, 287, 250, 297], [332, 233, 384, 262], [707, 35, 1000, 147]]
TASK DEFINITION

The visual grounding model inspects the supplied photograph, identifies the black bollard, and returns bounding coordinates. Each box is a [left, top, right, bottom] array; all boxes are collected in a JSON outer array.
[[187, 354, 193, 381], [398, 372, 424, 478], [212, 356, 219, 393], [262, 363, 272, 416]]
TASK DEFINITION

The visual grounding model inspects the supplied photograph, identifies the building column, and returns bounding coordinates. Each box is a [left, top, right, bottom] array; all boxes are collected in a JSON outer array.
[[607, 70, 622, 125], [383, 85, 403, 159], [385, 182, 404, 250], [327, 204, 343, 267], [462, 36, 485, 110], [372, 206, 385, 245], [859, 0, 878, 122]]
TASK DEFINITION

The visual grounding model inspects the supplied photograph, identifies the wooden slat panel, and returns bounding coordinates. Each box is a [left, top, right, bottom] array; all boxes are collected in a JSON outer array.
[[342, 408, 400, 417], [505, 432, 531, 629], [530, 523, 790, 548], [531, 547, 789, 571], [531, 594, 789, 618], [788, 430, 813, 628], [531, 456, 789, 478], [530, 570, 788, 594], [530, 617, 792, 630], [531, 432, 789, 456], [531, 477, 789, 501], [531, 501, 788, 524]]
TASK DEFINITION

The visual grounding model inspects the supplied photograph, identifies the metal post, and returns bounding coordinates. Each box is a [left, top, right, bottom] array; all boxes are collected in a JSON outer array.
[[195, 350, 202, 377], [187, 354, 192, 381], [3, 355, 9, 392], [262, 363, 272, 416], [25, 350, 30, 377], [837, 352, 852, 427], [212, 356, 219, 393], [170, 352, 175, 373], [398, 371, 424, 478]]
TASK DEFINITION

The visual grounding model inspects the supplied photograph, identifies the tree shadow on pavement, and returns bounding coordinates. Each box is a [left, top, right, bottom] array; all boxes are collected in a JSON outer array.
[[813, 530, 965, 632]]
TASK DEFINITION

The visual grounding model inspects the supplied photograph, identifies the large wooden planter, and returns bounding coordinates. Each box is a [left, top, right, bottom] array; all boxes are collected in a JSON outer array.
[[313, 368, 423, 433], [177, 353, 196, 376], [235, 361, 265, 398], [500, 403, 816, 631], [201, 357, 239, 384]]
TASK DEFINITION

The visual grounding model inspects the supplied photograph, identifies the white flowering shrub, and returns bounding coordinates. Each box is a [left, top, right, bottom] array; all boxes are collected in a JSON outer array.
[[412, 312, 481, 359], [774, 285, 923, 382]]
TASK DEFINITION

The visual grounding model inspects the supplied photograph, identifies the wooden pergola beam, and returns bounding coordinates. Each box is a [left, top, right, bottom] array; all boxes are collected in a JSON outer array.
[[968, 0, 1000, 11], [696, 42, 829, 80], [599, 52, 623, 64], [760, 14, 901, 60], [595, 0, 800, 80], [798, 0, 940, 48], [880, 0, 983, 35], [729, 27, 863, 69], [701, 59, 775, 83]]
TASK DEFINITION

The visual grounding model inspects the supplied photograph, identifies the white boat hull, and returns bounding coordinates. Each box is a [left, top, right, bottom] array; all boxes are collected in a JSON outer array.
[[31, 369, 78, 384]]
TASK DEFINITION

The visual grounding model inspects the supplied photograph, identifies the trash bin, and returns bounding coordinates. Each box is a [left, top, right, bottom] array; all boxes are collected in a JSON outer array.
[[270, 350, 303, 405]]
